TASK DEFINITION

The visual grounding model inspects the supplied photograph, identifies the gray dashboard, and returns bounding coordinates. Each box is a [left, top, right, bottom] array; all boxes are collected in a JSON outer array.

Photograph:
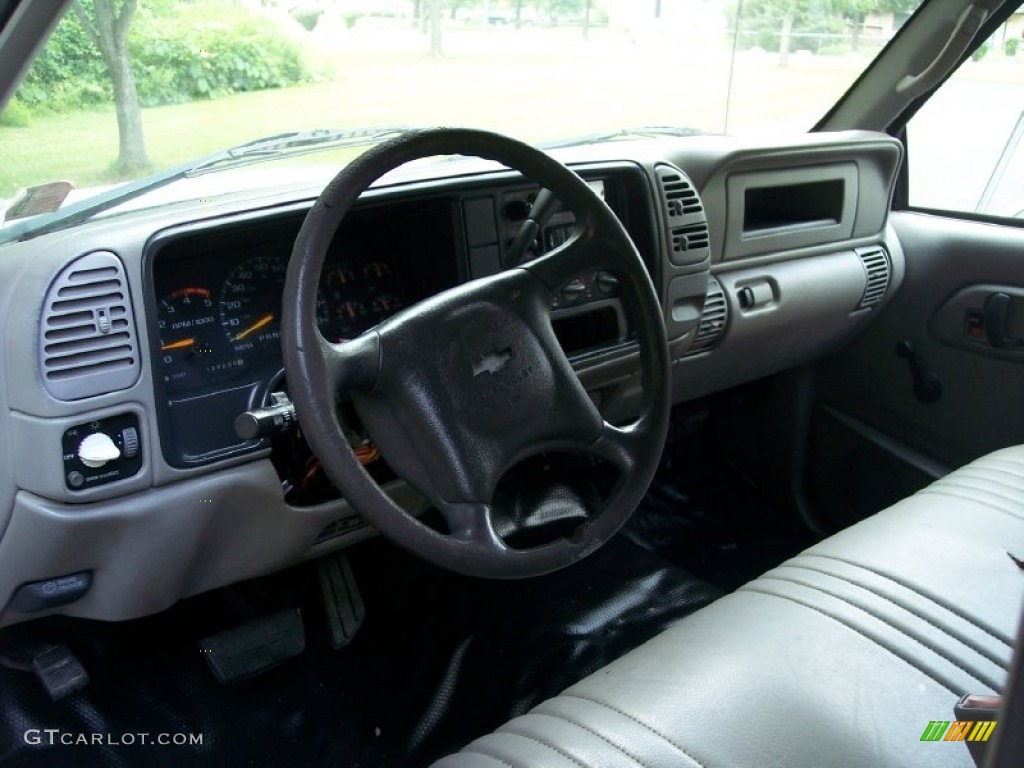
[[0, 130, 903, 627]]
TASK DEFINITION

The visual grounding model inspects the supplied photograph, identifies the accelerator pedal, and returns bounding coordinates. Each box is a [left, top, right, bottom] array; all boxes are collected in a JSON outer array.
[[317, 552, 365, 649], [199, 607, 305, 683]]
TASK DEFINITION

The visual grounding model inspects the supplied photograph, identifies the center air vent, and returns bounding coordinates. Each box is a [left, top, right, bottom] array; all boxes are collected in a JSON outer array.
[[687, 276, 728, 356], [657, 166, 703, 218], [656, 164, 710, 266], [856, 245, 891, 309], [39, 251, 140, 401]]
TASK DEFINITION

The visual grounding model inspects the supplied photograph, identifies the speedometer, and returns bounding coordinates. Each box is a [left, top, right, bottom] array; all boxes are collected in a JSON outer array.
[[219, 252, 328, 369], [219, 253, 288, 364]]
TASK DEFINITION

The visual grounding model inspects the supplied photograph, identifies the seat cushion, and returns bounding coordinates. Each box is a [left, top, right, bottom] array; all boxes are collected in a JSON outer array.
[[433, 446, 1024, 768]]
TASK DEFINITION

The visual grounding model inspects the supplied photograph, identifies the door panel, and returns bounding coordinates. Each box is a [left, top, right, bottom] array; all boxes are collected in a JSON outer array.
[[810, 211, 1024, 524]]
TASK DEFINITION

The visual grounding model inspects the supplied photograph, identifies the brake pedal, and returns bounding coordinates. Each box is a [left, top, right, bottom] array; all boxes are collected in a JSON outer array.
[[199, 607, 305, 683], [317, 552, 364, 649]]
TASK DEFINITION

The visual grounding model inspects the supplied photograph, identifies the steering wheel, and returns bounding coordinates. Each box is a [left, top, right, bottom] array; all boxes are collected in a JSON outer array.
[[282, 128, 670, 578]]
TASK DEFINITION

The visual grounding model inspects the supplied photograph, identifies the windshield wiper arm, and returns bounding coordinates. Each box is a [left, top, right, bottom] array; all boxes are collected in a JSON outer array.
[[539, 126, 705, 150], [1, 126, 413, 244]]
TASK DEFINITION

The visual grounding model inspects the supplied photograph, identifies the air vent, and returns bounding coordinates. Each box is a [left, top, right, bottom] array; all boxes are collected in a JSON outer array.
[[856, 246, 891, 309], [670, 223, 710, 257], [656, 164, 709, 266], [656, 165, 703, 218], [687, 277, 728, 356], [39, 251, 140, 400]]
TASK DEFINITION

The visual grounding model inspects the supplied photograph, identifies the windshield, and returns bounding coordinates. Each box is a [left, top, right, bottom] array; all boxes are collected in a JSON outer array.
[[1, 0, 926, 225]]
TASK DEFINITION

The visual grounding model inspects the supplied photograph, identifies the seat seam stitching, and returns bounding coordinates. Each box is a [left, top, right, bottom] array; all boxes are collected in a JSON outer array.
[[976, 457, 1024, 470], [497, 728, 590, 768], [915, 488, 1024, 521], [558, 693, 705, 768], [799, 553, 1014, 645], [933, 478, 1024, 506], [937, 475, 1024, 499], [961, 465, 1024, 482], [781, 561, 1010, 668], [528, 711, 648, 768], [758, 573, 1002, 688], [460, 746, 518, 768], [739, 585, 963, 696]]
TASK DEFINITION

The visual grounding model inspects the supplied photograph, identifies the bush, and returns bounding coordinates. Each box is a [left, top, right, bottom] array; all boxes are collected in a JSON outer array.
[[1005, 37, 1019, 57], [972, 40, 990, 62], [290, 8, 322, 32], [13, 2, 308, 113], [0, 100, 31, 127]]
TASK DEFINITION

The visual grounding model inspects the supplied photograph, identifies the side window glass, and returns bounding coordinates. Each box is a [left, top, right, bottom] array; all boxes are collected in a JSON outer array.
[[907, 13, 1024, 218]]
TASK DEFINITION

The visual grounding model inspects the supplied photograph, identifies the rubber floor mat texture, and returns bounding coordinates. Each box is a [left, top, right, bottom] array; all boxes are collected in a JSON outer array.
[[0, 535, 719, 768]]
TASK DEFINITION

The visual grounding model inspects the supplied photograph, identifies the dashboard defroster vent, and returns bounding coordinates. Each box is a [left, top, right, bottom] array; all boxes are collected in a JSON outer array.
[[856, 246, 891, 309], [687, 276, 728, 356], [656, 163, 710, 266], [39, 251, 140, 400]]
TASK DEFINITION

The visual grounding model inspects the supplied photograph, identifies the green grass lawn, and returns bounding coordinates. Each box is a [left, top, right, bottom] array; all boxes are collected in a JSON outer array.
[[0, 20, 886, 199]]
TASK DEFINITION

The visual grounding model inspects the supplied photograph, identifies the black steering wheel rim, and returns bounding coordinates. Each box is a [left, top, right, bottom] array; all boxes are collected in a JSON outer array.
[[282, 128, 670, 578]]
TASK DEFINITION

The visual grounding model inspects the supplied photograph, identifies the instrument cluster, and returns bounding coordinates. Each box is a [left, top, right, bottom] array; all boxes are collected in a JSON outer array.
[[155, 248, 405, 395]]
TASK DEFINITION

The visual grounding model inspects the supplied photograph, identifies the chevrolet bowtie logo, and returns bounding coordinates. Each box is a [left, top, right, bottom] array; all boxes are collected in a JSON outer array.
[[473, 346, 514, 377]]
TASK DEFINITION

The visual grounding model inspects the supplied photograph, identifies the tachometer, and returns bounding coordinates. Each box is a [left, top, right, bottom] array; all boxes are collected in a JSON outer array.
[[157, 286, 232, 390]]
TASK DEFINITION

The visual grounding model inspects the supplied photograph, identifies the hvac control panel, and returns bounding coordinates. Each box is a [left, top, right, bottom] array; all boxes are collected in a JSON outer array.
[[62, 413, 142, 490]]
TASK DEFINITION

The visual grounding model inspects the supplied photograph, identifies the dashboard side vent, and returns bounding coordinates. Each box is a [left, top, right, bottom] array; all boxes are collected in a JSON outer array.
[[856, 246, 891, 309], [39, 251, 140, 400], [656, 166, 703, 217], [687, 276, 728, 356], [656, 164, 709, 266]]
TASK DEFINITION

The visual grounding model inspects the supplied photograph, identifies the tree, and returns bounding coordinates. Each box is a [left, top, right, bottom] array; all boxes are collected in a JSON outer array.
[[429, 0, 443, 55], [72, 0, 149, 174]]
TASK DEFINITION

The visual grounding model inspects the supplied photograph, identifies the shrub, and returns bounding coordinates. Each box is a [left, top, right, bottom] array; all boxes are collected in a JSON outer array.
[[291, 8, 322, 32], [972, 41, 990, 62], [343, 13, 361, 30], [1005, 37, 1019, 57], [13, 2, 308, 113], [0, 100, 31, 127]]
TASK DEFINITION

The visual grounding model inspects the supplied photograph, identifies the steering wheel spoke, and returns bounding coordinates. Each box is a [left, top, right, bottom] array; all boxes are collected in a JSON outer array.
[[588, 421, 646, 477], [439, 502, 507, 550], [524, 227, 615, 300], [320, 332, 381, 393]]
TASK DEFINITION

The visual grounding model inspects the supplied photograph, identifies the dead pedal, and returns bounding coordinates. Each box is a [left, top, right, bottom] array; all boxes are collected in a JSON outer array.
[[199, 607, 305, 683], [317, 552, 365, 649]]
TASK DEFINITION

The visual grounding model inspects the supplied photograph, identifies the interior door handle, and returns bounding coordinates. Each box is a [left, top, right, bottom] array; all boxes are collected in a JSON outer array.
[[984, 292, 1024, 349]]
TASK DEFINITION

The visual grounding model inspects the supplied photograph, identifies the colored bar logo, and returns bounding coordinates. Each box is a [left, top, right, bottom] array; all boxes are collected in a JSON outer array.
[[921, 721, 997, 742]]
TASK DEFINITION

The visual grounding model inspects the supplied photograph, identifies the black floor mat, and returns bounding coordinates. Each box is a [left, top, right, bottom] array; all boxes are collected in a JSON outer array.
[[0, 535, 719, 768], [623, 409, 813, 591]]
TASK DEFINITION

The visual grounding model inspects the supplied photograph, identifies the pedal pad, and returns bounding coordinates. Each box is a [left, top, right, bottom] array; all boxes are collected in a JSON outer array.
[[31, 644, 89, 700], [199, 607, 305, 683], [317, 552, 365, 649]]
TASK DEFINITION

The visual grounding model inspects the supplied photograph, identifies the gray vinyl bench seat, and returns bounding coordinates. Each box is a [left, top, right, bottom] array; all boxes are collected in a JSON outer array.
[[433, 445, 1024, 768]]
